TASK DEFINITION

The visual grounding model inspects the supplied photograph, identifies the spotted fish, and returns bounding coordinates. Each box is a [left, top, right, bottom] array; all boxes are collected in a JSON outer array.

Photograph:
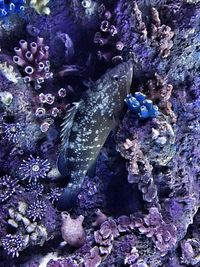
[[57, 61, 133, 210]]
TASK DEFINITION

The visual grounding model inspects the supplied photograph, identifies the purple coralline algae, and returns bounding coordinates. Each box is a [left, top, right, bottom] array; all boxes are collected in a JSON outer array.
[[0, 0, 199, 266], [61, 212, 86, 248]]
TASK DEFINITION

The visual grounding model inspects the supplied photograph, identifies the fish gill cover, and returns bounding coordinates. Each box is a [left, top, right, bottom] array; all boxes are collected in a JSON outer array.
[[0, 0, 199, 267]]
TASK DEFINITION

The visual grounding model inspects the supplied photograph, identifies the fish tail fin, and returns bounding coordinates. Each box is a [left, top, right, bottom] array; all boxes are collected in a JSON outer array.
[[57, 183, 82, 211]]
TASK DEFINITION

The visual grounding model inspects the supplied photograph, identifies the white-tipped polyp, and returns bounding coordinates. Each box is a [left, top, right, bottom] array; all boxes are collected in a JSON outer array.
[[38, 62, 45, 71], [25, 66, 34, 75], [25, 51, 34, 61], [37, 37, 44, 47], [14, 47, 23, 57], [30, 42, 38, 54], [23, 76, 31, 83], [37, 77, 45, 84], [44, 66, 50, 72], [13, 56, 26, 67], [9, 3, 15, 11], [19, 40, 28, 50]]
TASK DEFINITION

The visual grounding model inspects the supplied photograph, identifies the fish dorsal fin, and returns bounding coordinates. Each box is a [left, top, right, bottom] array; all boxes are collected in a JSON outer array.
[[61, 101, 81, 153]]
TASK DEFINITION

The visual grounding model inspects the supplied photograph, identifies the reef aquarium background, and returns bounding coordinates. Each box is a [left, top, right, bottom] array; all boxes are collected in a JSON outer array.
[[0, 0, 199, 266]]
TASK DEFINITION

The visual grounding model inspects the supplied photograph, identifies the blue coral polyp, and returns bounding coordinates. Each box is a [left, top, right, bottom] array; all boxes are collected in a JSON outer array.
[[125, 92, 159, 120], [0, 0, 25, 18]]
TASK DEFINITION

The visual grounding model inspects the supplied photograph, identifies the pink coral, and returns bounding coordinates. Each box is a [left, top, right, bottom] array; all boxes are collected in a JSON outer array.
[[61, 212, 86, 247]]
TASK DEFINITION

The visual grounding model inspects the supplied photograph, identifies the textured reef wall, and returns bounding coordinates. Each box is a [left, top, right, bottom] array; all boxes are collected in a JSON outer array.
[[0, 0, 199, 267]]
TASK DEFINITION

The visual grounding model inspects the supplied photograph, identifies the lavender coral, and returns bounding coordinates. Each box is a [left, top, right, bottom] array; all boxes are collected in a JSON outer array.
[[13, 37, 53, 87], [61, 212, 86, 248], [94, 4, 124, 64]]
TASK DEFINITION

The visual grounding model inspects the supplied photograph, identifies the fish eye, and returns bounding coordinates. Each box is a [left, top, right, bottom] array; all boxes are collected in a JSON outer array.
[[113, 75, 119, 81]]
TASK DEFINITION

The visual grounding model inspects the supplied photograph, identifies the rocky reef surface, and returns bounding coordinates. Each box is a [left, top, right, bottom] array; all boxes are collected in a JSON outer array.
[[0, 0, 199, 266]]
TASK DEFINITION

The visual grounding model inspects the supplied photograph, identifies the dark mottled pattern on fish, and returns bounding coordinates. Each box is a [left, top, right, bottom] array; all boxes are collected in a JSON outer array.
[[57, 61, 133, 209]]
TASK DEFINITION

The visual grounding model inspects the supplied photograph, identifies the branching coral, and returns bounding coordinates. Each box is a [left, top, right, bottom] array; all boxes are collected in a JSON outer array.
[[26, 0, 50, 15], [150, 7, 174, 58], [19, 155, 51, 182], [144, 73, 176, 123], [13, 37, 53, 87]]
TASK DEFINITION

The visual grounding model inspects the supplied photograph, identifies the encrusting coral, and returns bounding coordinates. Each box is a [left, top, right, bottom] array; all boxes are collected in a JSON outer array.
[[0, 0, 199, 266]]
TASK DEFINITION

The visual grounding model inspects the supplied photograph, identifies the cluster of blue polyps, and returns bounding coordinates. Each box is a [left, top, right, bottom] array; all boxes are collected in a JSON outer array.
[[0, 0, 25, 17], [125, 92, 159, 119]]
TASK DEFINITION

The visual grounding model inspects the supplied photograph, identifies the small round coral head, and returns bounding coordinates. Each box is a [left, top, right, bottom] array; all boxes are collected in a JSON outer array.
[[143, 99, 153, 110], [125, 94, 140, 112], [149, 105, 159, 118], [134, 92, 146, 103], [139, 105, 149, 119]]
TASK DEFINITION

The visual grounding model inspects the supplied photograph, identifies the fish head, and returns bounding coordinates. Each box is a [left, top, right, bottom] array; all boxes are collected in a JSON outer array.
[[97, 61, 133, 115]]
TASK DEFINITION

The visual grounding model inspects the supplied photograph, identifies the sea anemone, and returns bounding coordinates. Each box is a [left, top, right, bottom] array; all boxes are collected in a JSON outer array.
[[47, 187, 62, 204], [19, 155, 51, 183], [3, 122, 25, 143], [0, 175, 21, 203], [2, 234, 25, 257], [27, 199, 47, 221]]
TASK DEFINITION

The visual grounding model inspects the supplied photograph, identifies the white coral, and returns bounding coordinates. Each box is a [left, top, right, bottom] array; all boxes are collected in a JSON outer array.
[[0, 62, 20, 84], [27, 0, 50, 15]]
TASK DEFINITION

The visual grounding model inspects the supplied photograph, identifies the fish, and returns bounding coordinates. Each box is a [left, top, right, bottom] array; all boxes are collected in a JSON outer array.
[[57, 61, 133, 210]]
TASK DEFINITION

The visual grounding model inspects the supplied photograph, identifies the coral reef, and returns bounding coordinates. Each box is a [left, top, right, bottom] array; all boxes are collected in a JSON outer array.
[[0, 0, 199, 266], [13, 37, 53, 87]]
